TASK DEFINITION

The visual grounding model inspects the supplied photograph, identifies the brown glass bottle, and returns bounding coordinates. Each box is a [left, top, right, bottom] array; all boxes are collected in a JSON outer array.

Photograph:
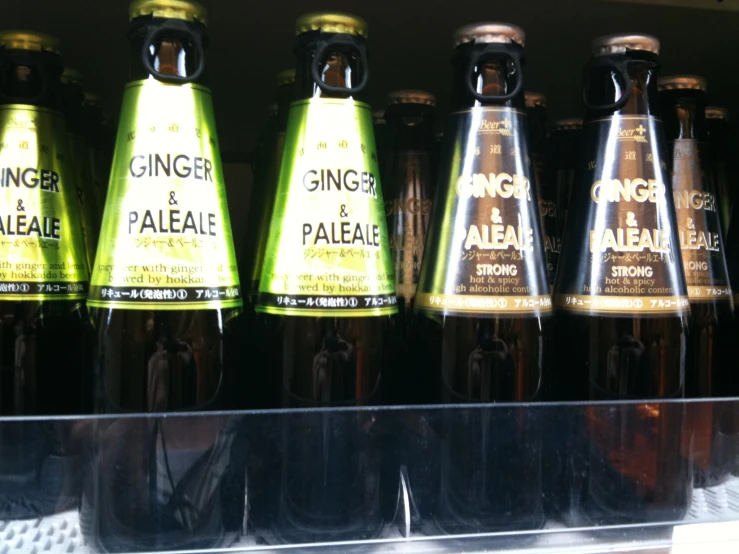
[[0, 31, 93, 518], [415, 23, 550, 533], [546, 118, 582, 237], [60, 68, 100, 272], [254, 12, 395, 542], [660, 75, 735, 488], [382, 90, 436, 404], [705, 107, 735, 237], [552, 35, 690, 524], [80, 2, 245, 551], [526, 92, 561, 287]]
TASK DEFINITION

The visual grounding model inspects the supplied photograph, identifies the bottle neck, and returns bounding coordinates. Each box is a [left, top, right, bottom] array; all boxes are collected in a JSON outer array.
[[661, 89, 707, 142], [449, 42, 525, 111], [385, 104, 435, 151], [61, 82, 84, 134], [128, 17, 207, 85], [0, 49, 63, 109], [294, 31, 368, 101], [585, 54, 660, 118], [526, 105, 547, 156], [707, 118, 730, 158]]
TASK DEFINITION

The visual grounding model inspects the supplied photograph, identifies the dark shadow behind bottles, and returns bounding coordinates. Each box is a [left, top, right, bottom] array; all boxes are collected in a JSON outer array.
[[551, 34, 691, 526], [79, 3, 246, 551], [660, 75, 736, 488], [546, 118, 583, 244], [0, 30, 93, 519], [706, 107, 736, 238], [413, 22, 550, 535]]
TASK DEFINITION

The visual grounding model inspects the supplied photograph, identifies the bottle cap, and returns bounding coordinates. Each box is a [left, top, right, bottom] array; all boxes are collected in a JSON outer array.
[[386, 89, 436, 107], [658, 75, 707, 92], [591, 33, 659, 56], [0, 30, 61, 54], [525, 91, 547, 108], [552, 118, 583, 131], [454, 23, 525, 48], [706, 106, 729, 121], [61, 67, 82, 85], [276, 69, 296, 86], [372, 109, 386, 125], [129, 0, 208, 25], [295, 12, 368, 38]]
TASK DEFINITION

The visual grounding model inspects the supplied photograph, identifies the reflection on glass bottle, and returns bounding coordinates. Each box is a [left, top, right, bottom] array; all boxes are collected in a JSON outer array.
[[254, 12, 396, 542], [659, 75, 735, 488], [415, 22, 549, 534], [0, 30, 93, 519], [552, 34, 691, 525], [79, 1, 245, 551]]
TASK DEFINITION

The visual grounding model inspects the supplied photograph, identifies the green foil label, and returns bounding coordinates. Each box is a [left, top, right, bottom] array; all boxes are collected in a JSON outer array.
[[256, 98, 397, 317], [0, 105, 88, 300], [88, 81, 241, 310], [416, 107, 552, 315]]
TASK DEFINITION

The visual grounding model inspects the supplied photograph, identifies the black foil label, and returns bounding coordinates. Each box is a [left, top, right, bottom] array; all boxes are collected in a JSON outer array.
[[416, 107, 551, 316], [670, 139, 732, 303], [554, 115, 689, 315]]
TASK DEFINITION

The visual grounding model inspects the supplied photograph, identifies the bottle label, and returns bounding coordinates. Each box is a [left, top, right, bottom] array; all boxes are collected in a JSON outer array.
[[415, 107, 552, 315], [256, 98, 397, 317], [553, 116, 689, 315], [88, 81, 241, 310], [0, 105, 88, 300], [671, 139, 732, 304], [386, 151, 433, 304]]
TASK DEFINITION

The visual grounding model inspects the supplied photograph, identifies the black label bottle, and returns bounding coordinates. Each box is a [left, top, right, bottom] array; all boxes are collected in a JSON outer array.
[[660, 75, 735, 488], [79, 1, 245, 551], [60, 67, 100, 273], [706, 106, 735, 237], [0, 30, 92, 518], [526, 91, 560, 287], [552, 34, 691, 524], [255, 12, 397, 542], [546, 118, 582, 237], [382, 89, 436, 402], [415, 22, 550, 533]]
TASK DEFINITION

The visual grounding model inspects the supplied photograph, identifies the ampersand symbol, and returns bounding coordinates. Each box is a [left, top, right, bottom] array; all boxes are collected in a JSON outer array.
[[339, 204, 348, 217], [169, 191, 178, 205], [16, 199, 25, 212]]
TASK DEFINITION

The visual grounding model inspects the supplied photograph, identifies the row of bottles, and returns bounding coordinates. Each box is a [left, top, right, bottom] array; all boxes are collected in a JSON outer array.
[[1, 0, 739, 550]]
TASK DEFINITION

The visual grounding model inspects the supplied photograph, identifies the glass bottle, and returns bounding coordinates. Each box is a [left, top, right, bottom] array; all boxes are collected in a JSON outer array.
[[552, 34, 691, 524]]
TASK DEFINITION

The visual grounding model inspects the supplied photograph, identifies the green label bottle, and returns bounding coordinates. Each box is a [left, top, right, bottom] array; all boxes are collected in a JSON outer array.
[[0, 29, 93, 518], [255, 11, 395, 542], [80, 2, 245, 551]]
